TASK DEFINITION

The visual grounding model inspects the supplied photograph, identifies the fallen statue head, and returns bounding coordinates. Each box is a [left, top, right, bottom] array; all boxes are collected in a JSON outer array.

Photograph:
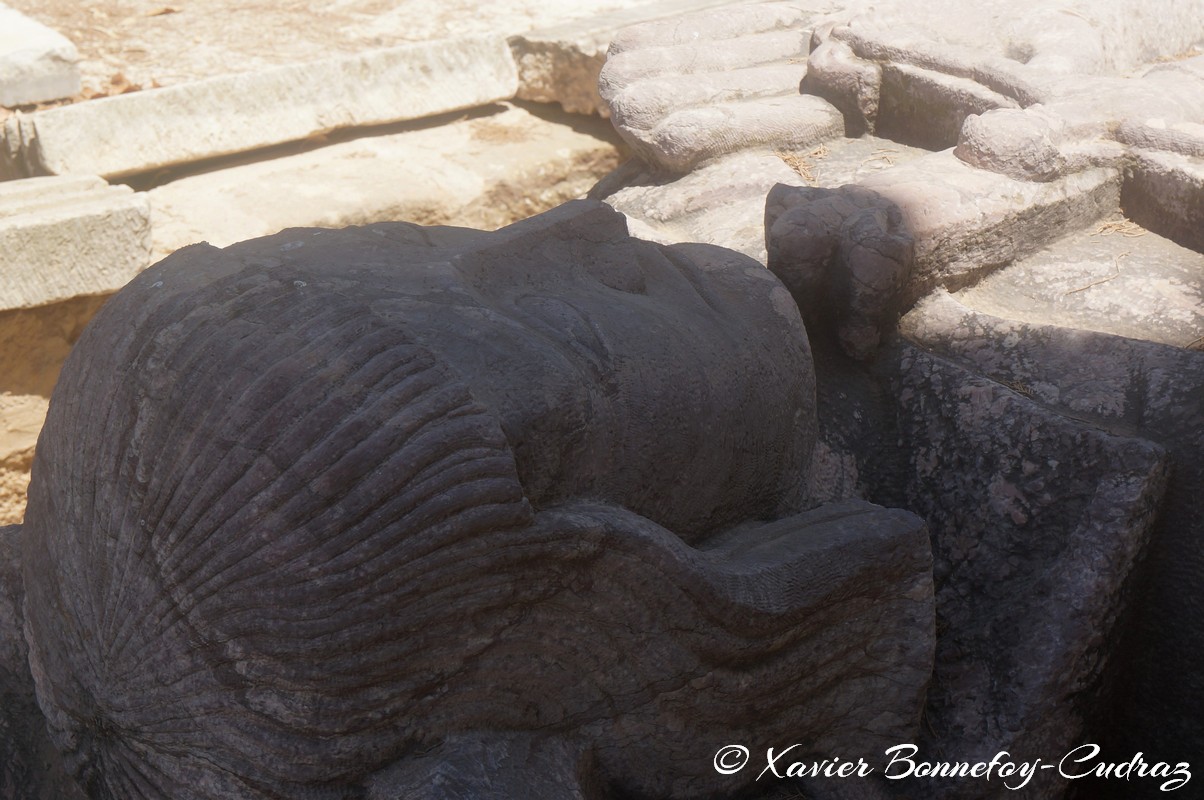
[[11, 201, 932, 799]]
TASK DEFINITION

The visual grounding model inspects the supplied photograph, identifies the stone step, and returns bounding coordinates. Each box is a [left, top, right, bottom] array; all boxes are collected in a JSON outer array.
[[1, 36, 518, 180], [509, 0, 737, 116], [856, 151, 1120, 302], [598, 2, 835, 173], [0, 2, 78, 107], [5, 0, 666, 102], [147, 102, 621, 261], [0, 173, 102, 205], [876, 61, 1021, 150], [0, 175, 150, 310], [953, 216, 1204, 349], [760, 150, 1125, 362]]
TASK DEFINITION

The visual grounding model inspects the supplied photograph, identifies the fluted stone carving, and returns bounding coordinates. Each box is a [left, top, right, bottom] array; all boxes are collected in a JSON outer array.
[[14, 201, 934, 798]]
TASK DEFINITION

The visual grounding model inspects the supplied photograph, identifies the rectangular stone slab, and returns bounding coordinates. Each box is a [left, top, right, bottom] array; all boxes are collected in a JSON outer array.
[[1, 36, 519, 179], [0, 175, 150, 309], [858, 151, 1120, 300], [509, 0, 736, 116]]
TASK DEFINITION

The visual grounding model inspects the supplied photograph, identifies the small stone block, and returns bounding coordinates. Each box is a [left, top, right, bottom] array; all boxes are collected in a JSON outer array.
[[0, 176, 151, 310]]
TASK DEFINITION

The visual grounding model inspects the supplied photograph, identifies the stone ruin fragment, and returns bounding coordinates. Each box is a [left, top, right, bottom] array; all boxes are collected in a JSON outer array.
[[1, 201, 934, 798]]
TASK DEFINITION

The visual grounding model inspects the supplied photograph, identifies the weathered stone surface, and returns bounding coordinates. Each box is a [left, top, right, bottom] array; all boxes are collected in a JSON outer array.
[[0, 175, 150, 310], [597, 0, 1204, 197], [802, 36, 882, 136], [21, 200, 934, 798], [364, 732, 596, 799], [3, 0, 660, 100], [804, 20, 1049, 143], [816, 0, 1204, 111], [0, 524, 85, 799], [891, 317, 1169, 799], [1122, 147, 1204, 253], [757, 153, 1120, 360], [0, 442, 34, 526], [366, 500, 932, 800], [148, 103, 622, 260], [509, 0, 735, 116], [1, 36, 519, 179], [954, 107, 1076, 182], [856, 152, 1120, 299], [877, 62, 1019, 151], [770, 134, 928, 187], [950, 56, 1204, 185], [953, 218, 1204, 348], [767, 184, 914, 359], [900, 291, 1204, 799], [796, 7, 1204, 199], [598, 2, 844, 172], [0, 3, 79, 107]]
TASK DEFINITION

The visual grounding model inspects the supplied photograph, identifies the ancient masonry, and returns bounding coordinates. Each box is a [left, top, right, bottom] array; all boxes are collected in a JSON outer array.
[[1, 1, 1202, 799]]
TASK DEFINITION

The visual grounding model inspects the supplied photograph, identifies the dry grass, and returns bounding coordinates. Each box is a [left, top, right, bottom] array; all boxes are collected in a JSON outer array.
[[1064, 252, 1128, 296], [1003, 379, 1035, 398], [470, 119, 528, 144], [1094, 218, 1147, 238], [861, 146, 900, 168], [1155, 47, 1204, 63], [776, 144, 830, 183]]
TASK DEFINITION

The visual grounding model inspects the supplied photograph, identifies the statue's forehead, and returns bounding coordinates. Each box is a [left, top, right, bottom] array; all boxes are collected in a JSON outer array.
[[215, 226, 726, 323]]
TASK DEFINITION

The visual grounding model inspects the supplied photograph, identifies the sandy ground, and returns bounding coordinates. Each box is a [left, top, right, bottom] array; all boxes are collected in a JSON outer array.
[[7, 0, 653, 100]]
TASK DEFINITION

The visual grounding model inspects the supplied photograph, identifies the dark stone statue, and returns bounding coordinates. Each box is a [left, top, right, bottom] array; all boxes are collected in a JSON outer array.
[[4, 201, 933, 798]]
